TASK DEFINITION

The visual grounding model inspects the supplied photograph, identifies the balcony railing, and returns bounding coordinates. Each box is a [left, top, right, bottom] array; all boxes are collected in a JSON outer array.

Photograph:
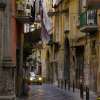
[[80, 9, 98, 33], [16, 3, 25, 16], [16, 2, 34, 23]]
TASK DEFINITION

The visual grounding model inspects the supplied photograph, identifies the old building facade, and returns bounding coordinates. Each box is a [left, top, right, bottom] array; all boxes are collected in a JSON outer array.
[[45, 0, 100, 94], [0, 0, 100, 99]]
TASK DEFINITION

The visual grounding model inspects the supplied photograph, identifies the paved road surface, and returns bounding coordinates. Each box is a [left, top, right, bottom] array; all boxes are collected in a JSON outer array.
[[17, 84, 96, 100], [17, 84, 78, 100]]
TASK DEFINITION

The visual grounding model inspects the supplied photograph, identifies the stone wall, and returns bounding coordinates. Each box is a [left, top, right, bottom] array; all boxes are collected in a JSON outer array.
[[0, 0, 16, 99]]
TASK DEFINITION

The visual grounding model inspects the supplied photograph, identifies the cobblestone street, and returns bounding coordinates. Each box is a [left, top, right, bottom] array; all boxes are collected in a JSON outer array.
[[17, 84, 96, 100]]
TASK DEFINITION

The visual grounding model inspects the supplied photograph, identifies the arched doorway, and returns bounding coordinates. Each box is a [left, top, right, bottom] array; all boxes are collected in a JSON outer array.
[[75, 46, 84, 88]]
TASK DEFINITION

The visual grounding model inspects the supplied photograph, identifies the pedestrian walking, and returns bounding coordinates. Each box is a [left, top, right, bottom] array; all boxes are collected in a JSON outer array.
[[24, 82, 29, 96], [86, 86, 89, 100], [27, 81, 32, 97]]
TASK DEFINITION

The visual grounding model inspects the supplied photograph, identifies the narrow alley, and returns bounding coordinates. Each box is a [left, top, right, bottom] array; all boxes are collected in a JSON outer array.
[[0, 0, 100, 100]]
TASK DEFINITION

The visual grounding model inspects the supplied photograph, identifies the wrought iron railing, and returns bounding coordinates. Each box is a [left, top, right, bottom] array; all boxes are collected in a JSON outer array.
[[16, 0, 31, 17], [80, 9, 97, 28]]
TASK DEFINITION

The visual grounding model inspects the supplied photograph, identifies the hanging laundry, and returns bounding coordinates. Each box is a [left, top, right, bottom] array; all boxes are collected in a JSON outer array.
[[39, 0, 52, 42]]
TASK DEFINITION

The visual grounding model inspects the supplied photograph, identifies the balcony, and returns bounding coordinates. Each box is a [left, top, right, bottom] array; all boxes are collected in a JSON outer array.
[[16, 2, 34, 23], [48, 9, 68, 17], [80, 9, 98, 33], [48, 11, 57, 17]]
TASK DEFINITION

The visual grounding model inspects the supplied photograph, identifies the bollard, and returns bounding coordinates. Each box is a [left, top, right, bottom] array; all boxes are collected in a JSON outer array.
[[73, 80, 75, 92], [61, 80, 63, 89], [60, 80, 62, 88], [58, 80, 60, 88], [86, 86, 89, 100], [68, 80, 70, 91], [64, 80, 67, 90], [80, 83, 84, 99]]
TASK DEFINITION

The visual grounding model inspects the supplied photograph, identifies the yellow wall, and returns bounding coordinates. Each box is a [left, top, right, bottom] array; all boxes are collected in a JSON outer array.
[[69, 0, 85, 40], [97, 10, 100, 93]]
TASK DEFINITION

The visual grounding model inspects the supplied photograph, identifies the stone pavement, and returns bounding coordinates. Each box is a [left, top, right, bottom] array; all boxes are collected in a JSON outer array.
[[17, 84, 97, 100], [54, 84, 97, 100]]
